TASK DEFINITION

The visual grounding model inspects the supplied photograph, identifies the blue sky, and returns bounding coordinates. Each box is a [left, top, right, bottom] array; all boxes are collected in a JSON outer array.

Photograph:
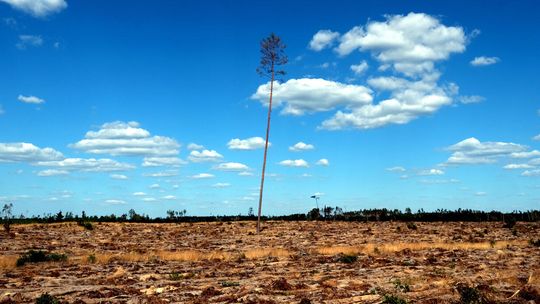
[[1, 0, 539, 217]]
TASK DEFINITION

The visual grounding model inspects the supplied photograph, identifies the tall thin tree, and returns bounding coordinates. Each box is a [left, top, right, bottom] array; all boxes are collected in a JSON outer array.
[[256, 33, 287, 234]]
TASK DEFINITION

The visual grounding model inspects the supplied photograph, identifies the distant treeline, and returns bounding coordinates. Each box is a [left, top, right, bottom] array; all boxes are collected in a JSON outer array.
[[2, 206, 540, 225]]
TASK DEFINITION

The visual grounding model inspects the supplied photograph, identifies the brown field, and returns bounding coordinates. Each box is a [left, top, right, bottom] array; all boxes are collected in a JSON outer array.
[[0, 221, 539, 303]]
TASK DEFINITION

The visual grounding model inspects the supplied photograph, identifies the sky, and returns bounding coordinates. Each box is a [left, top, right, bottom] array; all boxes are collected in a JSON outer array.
[[0, 0, 539, 217]]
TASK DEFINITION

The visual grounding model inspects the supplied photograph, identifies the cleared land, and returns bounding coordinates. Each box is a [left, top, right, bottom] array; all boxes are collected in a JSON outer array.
[[0, 221, 539, 303]]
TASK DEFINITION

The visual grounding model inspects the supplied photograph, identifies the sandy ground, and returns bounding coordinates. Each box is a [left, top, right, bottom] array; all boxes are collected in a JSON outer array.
[[0, 221, 539, 303]]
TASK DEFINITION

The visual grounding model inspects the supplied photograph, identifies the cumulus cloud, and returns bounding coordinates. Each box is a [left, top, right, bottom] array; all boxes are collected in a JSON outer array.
[[37, 169, 68, 177], [504, 164, 534, 170], [279, 159, 309, 168], [309, 29, 340, 51], [142, 157, 186, 167], [386, 166, 406, 172], [533, 134, 540, 141], [418, 168, 444, 176], [510, 150, 540, 158], [16, 35, 43, 49], [105, 199, 126, 205], [522, 169, 540, 177], [213, 162, 249, 171], [187, 143, 204, 150], [188, 149, 223, 162], [350, 60, 368, 75], [0, 0, 67, 17], [0, 142, 63, 163], [289, 142, 314, 152], [70, 121, 180, 157], [36, 158, 135, 172], [470, 56, 500, 66], [252, 78, 373, 116], [316, 158, 329, 166], [443, 137, 527, 165], [191, 173, 214, 179], [458, 95, 485, 104], [110, 174, 128, 180], [18, 94, 44, 104], [227, 137, 267, 150]]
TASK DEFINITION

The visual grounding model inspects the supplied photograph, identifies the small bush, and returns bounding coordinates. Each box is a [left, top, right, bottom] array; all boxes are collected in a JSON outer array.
[[406, 222, 417, 230], [220, 281, 240, 287], [503, 217, 516, 229], [77, 221, 93, 230], [35, 293, 59, 304], [169, 272, 194, 280], [392, 279, 410, 292], [456, 284, 487, 304], [337, 253, 358, 264], [87, 254, 96, 264], [529, 239, 540, 247], [16, 250, 67, 267], [382, 294, 407, 304]]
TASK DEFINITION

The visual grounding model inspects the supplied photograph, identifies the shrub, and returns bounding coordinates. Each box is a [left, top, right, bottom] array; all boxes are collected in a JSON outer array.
[[87, 254, 96, 264], [529, 239, 540, 247], [16, 250, 67, 267], [220, 281, 240, 287], [456, 284, 487, 304], [382, 294, 407, 304], [35, 293, 59, 304], [503, 217, 516, 229], [337, 253, 358, 264], [406, 222, 417, 230], [77, 221, 93, 230], [391, 279, 410, 292]]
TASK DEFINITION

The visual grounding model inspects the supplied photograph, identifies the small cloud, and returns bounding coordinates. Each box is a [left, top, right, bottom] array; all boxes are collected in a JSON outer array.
[[110, 174, 128, 180], [149, 183, 160, 189], [37, 169, 68, 177], [212, 182, 231, 188], [227, 137, 267, 150], [470, 56, 500, 66], [105, 199, 126, 205], [18, 94, 45, 104], [475, 191, 487, 196], [191, 173, 214, 179], [187, 143, 204, 150], [143, 170, 178, 177], [214, 162, 249, 171], [188, 149, 223, 162], [418, 168, 444, 176], [133, 192, 146, 196], [458, 95, 485, 104], [142, 197, 157, 202], [309, 29, 340, 51], [350, 60, 368, 75], [1, 0, 68, 17], [279, 159, 309, 168], [316, 158, 329, 166], [503, 164, 534, 170], [238, 171, 254, 176], [522, 169, 540, 177], [289, 142, 314, 152], [386, 166, 406, 172], [16, 35, 43, 49], [533, 134, 540, 141], [162, 195, 176, 200]]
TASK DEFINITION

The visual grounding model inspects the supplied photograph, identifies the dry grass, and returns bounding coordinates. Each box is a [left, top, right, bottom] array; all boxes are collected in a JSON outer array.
[[244, 248, 290, 259], [0, 255, 18, 270], [316, 240, 528, 255]]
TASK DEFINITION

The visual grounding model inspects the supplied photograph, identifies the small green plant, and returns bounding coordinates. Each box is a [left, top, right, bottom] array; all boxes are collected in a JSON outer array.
[[77, 221, 93, 230], [16, 250, 67, 267], [456, 284, 486, 304], [382, 294, 407, 304], [35, 293, 60, 304], [220, 281, 240, 287], [337, 253, 358, 264], [391, 279, 411, 292], [406, 222, 417, 230], [169, 272, 182, 280], [87, 254, 96, 264]]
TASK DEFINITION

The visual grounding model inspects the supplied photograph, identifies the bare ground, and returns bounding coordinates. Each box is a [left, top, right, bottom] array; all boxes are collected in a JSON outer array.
[[0, 221, 539, 303]]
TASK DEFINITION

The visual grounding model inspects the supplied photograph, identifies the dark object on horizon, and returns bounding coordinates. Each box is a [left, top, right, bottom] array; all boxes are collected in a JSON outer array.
[[256, 33, 287, 234]]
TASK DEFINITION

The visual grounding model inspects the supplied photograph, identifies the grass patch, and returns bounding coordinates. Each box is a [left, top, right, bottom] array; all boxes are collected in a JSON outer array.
[[16, 250, 67, 267], [35, 293, 60, 304], [220, 281, 240, 287], [337, 253, 358, 264], [382, 294, 407, 304]]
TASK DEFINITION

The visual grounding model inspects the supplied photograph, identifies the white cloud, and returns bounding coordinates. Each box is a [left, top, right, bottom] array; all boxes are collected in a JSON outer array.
[[0, 0, 67, 17], [37, 169, 68, 177], [504, 164, 534, 170], [289, 141, 314, 152], [252, 78, 373, 116], [475, 191, 487, 196], [227, 137, 267, 150], [143, 170, 178, 177], [188, 149, 223, 162], [36, 158, 134, 172], [444, 137, 527, 165], [0, 142, 63, 163], [533, 134, 540, 141], [16, 35, 43, 49], [133, 192, 146, 196], [143, 197, 157, 202], [279, 159, 309, 168], [335, 13, 465, 75], [470, 56, 500, 66], [511, 150, 540, 159], [316, 158, 329, 166], [162, 195, 176, 200], [70, 121, 180, 157], [238, 171, 254, 176], [149, 183, 160, 189], [309, 29, 340, 51], [191, 173, 214, 179], [110, 174, 128, 180], [105, 199, 126, 205], [419, 178, 459, 184], [142, 157, 185, 167], [350, 60, 368, 75], [212, 182, 231, 188], [522, 169, 540, 177], [418, 168, 444, 176], [187, 143, 204, 150], [18, 94, 44, 104], [386, 166, 406, 172], [214, 162, 249, 171], [458, 95, 485, 104]]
